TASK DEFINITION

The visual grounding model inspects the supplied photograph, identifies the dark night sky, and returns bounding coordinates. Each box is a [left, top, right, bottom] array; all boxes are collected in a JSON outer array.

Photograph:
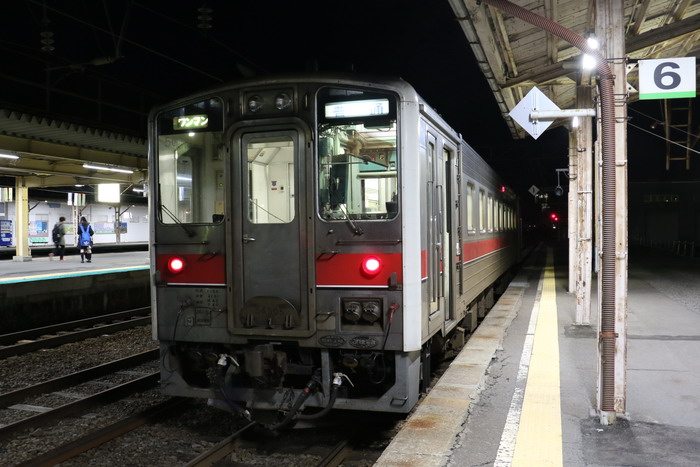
[[0, 0, 695, 210]]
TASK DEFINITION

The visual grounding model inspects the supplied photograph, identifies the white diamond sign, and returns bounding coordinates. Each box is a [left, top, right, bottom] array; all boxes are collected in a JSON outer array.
[[509, 87, 560, 139]]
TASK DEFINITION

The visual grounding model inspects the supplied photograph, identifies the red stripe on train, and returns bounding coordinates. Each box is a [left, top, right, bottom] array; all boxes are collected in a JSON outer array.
[[156, 254, 226, 284], [420, 237, 512, 277], [316, 253, 403, 287], [462, 237, 509, 262]]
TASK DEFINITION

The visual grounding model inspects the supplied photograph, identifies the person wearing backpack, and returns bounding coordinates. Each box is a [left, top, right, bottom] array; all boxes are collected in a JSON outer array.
[[78, 216, 95, 263], [49, 216, 67, 261]]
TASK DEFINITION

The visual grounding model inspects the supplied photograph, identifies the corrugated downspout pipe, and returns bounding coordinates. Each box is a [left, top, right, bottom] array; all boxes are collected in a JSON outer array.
[[478, 0, 617, 412]]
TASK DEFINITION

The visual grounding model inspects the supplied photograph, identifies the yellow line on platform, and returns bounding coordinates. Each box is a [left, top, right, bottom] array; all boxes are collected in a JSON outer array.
[[512, 249, 562, 467]]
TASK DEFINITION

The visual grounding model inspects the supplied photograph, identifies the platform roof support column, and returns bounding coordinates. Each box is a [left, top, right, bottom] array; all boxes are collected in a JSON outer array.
[[596, 0, 628, 423], [574, 86, 593, 326], [12, 177, 31, 262], [568, 132, 577, 294]]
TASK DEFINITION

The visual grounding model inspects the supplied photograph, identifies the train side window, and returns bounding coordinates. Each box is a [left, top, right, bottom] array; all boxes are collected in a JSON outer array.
[[497, 202, 502, 232], [487, 194, 493, 232], [479, 189, 486, 232], [466, 183, 475, 234]]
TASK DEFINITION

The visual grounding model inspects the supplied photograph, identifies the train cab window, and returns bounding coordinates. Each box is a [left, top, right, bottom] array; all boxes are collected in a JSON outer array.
[[317, 88, 398, 221], [246, 136, 295, 224], [155, 98, 225, 224]]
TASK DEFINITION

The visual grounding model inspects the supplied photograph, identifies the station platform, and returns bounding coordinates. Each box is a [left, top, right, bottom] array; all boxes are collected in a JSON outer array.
[[0, 242, 148, 262], [0, 250, 150, 332], [0, 250, 149, 284], [377, 244, 700, 467]]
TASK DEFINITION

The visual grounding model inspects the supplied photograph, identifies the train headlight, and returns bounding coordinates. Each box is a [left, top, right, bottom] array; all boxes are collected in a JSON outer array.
[[168, 257, 186, 274], [361, 256, 382, 276], [362, 301, 382, 323], [247, 95, 264, 113], [275, 92, 292, 110], [343, 301, 362, 322]]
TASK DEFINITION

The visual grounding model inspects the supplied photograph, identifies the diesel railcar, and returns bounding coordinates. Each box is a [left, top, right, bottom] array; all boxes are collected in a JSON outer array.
[[149, 73, 519, 425]]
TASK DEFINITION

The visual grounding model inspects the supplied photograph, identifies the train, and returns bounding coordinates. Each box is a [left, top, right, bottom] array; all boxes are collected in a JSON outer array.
[[148, 73, 519, 427]]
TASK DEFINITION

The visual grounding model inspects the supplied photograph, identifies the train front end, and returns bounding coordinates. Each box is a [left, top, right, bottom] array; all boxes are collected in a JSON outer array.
[[149, 76, 421, 423]]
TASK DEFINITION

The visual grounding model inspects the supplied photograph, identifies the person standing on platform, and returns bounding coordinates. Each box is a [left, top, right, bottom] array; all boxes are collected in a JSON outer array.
[[49, 216, 67, 261], [78, 216, 95, 263]]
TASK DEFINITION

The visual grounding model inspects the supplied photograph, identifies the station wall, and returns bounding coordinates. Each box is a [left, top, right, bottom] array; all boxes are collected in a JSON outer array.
[[0, 199, 149, 246]]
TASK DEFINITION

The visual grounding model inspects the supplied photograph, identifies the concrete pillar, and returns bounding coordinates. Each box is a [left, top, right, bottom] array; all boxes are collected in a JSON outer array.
[[13, 177, 31, 261]]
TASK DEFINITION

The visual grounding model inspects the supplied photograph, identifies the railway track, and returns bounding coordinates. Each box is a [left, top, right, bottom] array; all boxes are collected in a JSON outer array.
[[0, 372, 158, 440], [14, 398, 186, 467], [0, 307, 151, 359]]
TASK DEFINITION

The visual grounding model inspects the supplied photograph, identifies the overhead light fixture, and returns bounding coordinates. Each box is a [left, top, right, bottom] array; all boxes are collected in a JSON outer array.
[[582, 35, 599, 71], [586, 36, 600, 50], [582, 54, 596, 70], [0, 150, 19, 160], [83, 163, 134, 174]]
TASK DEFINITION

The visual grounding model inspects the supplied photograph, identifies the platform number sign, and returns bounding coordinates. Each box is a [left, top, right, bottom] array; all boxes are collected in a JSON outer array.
[[639, 57, 696, 100]]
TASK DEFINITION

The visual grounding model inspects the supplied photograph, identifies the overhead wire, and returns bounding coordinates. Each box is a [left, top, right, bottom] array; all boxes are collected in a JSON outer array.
[[628, 106, 699, 140], [27, 0, 225, 83], [628, 122, 700, 156], [132, 1, 267, 75]]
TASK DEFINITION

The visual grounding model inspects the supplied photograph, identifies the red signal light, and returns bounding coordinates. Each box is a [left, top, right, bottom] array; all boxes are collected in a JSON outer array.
[[361, 256, 382, 276], [168, 257, 185, 274], [550, 213, 559, 222], [501, 185, 506, 193]]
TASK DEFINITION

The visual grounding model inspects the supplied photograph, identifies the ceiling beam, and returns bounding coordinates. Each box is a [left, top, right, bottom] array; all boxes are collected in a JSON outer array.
[[502, 13, 700, 89], [628, 0, 652, 36]]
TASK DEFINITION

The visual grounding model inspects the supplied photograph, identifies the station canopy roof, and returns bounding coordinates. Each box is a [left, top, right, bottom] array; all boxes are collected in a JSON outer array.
[[448, 0, 700, 138]]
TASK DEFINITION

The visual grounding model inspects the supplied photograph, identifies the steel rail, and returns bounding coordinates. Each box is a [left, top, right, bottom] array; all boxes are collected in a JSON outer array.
[[184, 421, 258, 467], [0, 307, 151, 345], [0, 349, 158, 407], [14, 398, 187, 467], [317, 440, 352, 467], [0, 316, 151, 359], [0, 372, 159, 441]]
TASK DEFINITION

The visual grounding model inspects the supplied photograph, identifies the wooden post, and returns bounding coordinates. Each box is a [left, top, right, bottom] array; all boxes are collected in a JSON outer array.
[[574, 86, 593, 326], [596, 0, 628, 422]]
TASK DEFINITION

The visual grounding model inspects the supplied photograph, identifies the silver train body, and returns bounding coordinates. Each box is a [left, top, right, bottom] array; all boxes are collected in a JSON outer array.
[[148, 74, 519, 421]]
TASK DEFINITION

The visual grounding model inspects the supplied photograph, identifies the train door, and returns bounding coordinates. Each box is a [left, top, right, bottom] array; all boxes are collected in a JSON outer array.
[[426, 133, 451, 333], [231, 128, 309, 333], [444, 142, 460, 324]]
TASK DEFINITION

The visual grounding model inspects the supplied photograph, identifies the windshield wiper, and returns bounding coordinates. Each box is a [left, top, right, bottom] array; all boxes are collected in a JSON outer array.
[[158, 185, 197, 237], [339, 204, 363, 236]]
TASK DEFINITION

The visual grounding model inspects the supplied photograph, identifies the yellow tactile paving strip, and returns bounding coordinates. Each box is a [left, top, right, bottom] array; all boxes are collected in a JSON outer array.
[[511, 251, 563, 466]]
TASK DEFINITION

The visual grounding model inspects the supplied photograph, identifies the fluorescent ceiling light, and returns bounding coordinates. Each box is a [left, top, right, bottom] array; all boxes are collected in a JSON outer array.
[[0, 151, 19, 159], [83, 163, 134, 174]]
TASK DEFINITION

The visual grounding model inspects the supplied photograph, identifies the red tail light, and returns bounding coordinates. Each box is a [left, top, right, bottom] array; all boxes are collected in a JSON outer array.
[[361, 256, 382, 276], [168, 257, 185, 274]]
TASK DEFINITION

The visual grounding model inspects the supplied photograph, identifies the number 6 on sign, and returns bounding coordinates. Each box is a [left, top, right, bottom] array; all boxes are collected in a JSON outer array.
[[639, 57, 696, 100]]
